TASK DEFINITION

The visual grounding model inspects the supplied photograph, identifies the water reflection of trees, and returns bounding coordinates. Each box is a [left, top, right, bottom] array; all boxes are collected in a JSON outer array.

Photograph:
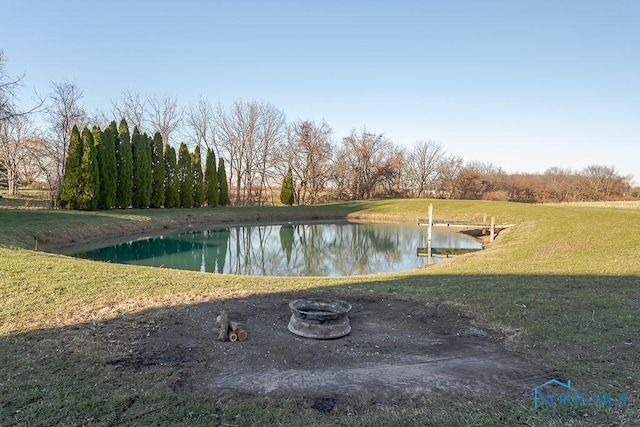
[[75, 229, 233, 273], [200, 222, 409, 276], [275, 223, 411, 276], [76, 223, 480, 276], [324, 224, 405, 275], [279, 225, 294, 264]]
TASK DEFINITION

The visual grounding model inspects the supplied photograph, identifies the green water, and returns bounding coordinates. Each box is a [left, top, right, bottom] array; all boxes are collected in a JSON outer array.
[[73, 221, 482, 276]]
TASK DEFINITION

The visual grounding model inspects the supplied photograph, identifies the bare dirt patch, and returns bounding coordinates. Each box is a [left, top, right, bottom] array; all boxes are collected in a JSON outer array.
[[104, 290, 554, 402]]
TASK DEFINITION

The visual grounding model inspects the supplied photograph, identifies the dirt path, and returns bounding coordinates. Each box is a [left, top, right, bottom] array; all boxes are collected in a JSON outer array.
[[106, 290, 553, 402]]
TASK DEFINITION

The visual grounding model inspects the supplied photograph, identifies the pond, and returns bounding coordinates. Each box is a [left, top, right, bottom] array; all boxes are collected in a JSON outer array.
[[73, 221, 482, 276]]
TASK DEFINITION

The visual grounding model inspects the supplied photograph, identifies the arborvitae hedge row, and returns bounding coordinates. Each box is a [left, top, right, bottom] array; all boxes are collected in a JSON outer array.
[[58, 120, 230, 211]]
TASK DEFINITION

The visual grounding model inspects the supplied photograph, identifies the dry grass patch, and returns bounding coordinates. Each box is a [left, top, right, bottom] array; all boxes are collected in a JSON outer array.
[[541, 200, 640, 209]]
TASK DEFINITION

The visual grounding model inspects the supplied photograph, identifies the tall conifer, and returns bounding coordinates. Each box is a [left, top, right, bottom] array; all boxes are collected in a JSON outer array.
[[280, 167, 295, 206], [177, 143, 194, 207], [58, 125, 83, 209], [91, 126, 103, 206], [150, 132, 165, 208], [131, 128, 151, 208], [97, 123, 117, 209], [116, 119, 133, 208], [78, 126, 100, 210], [217, 157, 230, 206], [204, 148, 218, 207], [192, 145, 204, 207], [164, 145, 180, 208]]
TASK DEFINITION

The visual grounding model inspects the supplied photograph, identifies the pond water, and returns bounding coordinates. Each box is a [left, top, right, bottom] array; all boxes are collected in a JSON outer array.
[[73, 221, 482, 276]]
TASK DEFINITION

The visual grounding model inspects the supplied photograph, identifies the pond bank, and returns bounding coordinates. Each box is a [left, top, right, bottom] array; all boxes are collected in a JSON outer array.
[[24, 206, 418, 254]]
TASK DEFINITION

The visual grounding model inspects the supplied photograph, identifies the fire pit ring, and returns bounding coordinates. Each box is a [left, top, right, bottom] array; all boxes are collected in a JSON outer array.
[[288, 298, 352, 339]]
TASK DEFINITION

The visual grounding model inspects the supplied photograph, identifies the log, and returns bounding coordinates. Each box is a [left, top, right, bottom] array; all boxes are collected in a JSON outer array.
[[237, 329, 248, 341], [230, 321, 242, 333], [217, 310, 229, 342], [229, 332, 238, 342]]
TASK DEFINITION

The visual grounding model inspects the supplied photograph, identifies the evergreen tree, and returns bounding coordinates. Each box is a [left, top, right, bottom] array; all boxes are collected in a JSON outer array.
[[204, 148, 218, 207], [97, 123, 117, 209], [131, 128, 152, 208], [177, 143, 194, 207], [192, 145, 204, 207], [280, 167, 295, 206], [150, 132, 165, 208], [91, 126, 104, 206], [116, 119, 133, 208], [217, 157, 230, 206], [164, 145, 180, 208], [78, 126, 100, 210], [58, 125, 83, 209]]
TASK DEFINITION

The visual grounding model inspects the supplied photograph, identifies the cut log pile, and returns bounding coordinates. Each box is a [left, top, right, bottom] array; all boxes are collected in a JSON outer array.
[[213, 310, 248, 342]]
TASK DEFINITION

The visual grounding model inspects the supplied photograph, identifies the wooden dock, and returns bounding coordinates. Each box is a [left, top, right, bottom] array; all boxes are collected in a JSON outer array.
[[417, 204, 515, 263], [417, 218, 516, 233], [416, 247, 480, 257]]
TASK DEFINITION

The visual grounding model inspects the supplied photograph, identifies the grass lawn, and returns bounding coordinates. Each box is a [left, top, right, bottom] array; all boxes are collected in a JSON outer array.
[[1, 199, 639, 426]]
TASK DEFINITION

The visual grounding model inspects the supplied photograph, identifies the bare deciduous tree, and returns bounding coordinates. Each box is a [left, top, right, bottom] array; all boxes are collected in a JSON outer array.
[[407, 139, 445, 197], [214, 100, 286, 205], [0, 50, 42, 123], [581, 165, 619, 201], [435, 154, 463, 198], [20, 137, 49, 188], [256, 103, 286, 204], [543, 166, 574, 202], [88, 108, 113, 130], [283, 120, 335, 204], [185, 96, 215, 152], [380, 144, 406, 197], [336, 129, 396, 200], [0, 50, 22, 123], [146, 93, 182, 148], [0, 114, 33, 194], [111, 89, 147, 132], [45, 81, 86, 192]]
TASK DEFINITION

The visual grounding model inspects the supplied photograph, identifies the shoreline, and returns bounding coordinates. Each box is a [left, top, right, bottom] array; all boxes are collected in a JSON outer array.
[[30, 207, 418, 255]]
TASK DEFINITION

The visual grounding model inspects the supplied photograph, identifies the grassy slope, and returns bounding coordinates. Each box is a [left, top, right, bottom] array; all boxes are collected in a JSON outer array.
[[1, 200, 639, 426]]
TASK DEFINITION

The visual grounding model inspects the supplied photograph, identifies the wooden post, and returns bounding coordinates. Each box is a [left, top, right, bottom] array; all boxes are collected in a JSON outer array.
[[427, 203, 433, 264], [483, 213, 487, 223], [490, 216, 495, 243]]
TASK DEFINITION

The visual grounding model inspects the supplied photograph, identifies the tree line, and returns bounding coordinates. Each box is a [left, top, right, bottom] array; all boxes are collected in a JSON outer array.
[[1, 51, 637, 205], [58, 119, 229, 210]]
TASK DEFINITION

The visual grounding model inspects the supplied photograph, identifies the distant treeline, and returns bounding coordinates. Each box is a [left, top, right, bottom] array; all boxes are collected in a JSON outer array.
[[2, 72, 636, 206], [54, 118, 638, 208], [406, 163, 636, 203], [58, 119, 230, 210]]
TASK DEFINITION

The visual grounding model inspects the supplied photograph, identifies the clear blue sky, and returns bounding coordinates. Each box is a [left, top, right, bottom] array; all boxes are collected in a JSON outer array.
[[3, 0, 639, 184]]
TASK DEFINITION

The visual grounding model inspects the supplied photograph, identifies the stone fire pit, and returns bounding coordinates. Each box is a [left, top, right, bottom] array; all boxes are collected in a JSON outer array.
[[288, 298, 352, 339]]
